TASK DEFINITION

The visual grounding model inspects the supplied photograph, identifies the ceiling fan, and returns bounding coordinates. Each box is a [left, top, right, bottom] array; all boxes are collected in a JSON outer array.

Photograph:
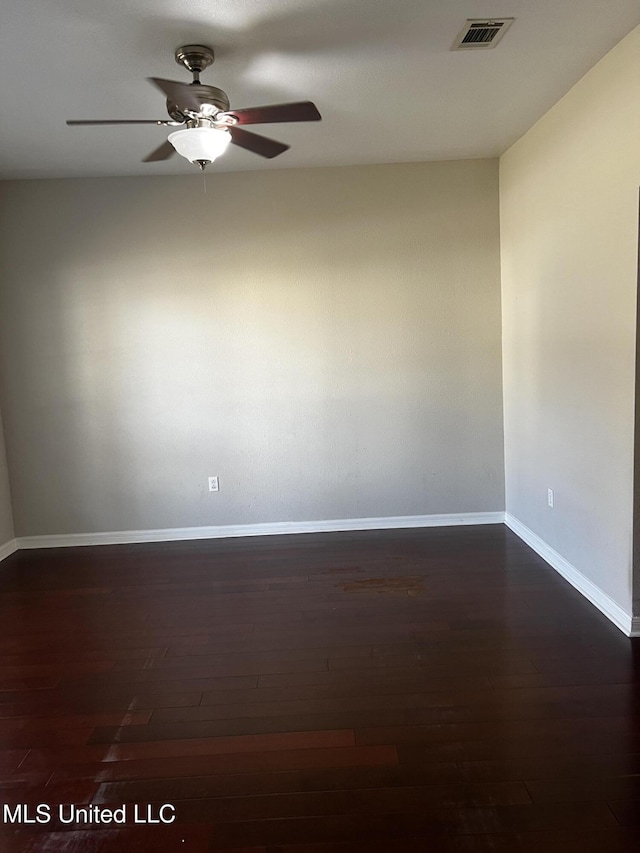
[[66, 44, 322, 170]]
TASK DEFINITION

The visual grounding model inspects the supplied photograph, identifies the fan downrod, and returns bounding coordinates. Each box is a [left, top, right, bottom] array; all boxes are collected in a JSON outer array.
[[174, 45, 215, 82]]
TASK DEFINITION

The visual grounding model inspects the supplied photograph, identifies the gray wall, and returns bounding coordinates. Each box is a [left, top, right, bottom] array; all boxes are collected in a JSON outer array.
[[0, 159, 504, 537], [0, 406, 13, 546], [500, 25, 640, 615]]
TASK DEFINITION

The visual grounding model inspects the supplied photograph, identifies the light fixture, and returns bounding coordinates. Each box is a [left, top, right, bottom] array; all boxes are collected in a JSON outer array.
[[168, 126, 231, 170]]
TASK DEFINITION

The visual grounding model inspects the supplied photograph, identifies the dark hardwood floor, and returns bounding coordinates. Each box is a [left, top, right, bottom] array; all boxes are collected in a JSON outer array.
[[0, 524, 639, 851]]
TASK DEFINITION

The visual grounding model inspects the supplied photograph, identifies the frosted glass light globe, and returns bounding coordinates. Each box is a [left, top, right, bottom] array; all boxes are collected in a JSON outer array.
[[168, 127, 231, 164]]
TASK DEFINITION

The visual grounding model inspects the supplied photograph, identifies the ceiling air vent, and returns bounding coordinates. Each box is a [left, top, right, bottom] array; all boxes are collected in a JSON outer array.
[[452, 18, 514, 50]]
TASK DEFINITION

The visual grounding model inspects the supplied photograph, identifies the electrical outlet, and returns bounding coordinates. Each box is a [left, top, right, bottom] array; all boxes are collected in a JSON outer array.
[[208, 476, 219, 493], [547, 488, 554, 508]]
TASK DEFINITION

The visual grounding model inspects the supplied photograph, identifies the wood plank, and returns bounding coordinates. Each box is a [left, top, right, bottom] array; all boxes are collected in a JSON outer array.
[[52, 745, 399, 785]]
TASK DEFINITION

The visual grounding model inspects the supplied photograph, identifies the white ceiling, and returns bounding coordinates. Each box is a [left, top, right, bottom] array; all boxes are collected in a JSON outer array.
[[2, 0, 639, 179]]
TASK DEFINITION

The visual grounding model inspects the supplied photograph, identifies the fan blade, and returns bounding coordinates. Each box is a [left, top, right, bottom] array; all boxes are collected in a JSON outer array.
[[67, 119, 173, 126], [229, 126, 290, 158], [142, 140, 176, 162], [226, 101, 321, 125], [148, 78, 205, 114]]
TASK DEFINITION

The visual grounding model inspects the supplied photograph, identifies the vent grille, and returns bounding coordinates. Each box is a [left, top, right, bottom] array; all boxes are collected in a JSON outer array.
[[452, 18, 514, 50]]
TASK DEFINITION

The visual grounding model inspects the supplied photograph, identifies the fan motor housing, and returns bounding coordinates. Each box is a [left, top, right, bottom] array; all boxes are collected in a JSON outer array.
[[166, 85, 230, 122]]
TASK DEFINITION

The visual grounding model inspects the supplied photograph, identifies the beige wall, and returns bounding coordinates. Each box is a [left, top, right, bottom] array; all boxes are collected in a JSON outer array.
[[500, 25, 640, 614], [0, 159, 504, 537], [0, 406, 14, 546]]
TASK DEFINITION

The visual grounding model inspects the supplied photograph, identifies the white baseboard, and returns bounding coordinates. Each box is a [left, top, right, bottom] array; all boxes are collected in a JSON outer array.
[[505, 513, 634, 637], [16, 511, 505, 550], [0, 538, 18, 563], [11, 514, 640, 635]]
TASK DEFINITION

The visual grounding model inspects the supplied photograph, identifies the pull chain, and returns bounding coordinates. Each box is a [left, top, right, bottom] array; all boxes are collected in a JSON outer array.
[[195, 160, 208, 194]]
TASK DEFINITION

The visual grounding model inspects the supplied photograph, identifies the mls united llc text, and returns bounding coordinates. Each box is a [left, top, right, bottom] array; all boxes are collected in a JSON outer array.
[[3, 803, 176, 825]]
